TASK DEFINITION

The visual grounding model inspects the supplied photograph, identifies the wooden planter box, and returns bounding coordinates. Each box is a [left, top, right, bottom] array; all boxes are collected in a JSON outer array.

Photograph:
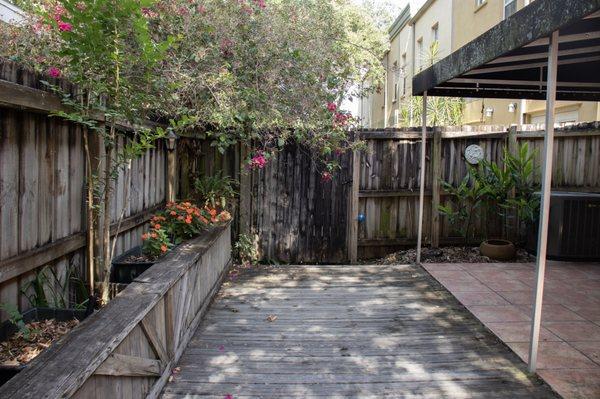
[[0, 223, 232, 399], [110, 246, 156, 284], [0, 308, 88, 385]]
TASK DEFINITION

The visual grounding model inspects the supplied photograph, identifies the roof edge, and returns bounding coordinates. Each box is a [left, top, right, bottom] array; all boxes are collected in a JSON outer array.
[[412, 0, 600, 96]]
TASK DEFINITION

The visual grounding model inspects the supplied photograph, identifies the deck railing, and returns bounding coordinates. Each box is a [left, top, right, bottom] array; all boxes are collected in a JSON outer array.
[[0, 223, 231, 399]]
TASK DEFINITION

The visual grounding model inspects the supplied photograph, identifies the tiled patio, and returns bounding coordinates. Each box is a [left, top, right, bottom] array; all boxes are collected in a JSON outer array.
[[422, 260, 600, 399]]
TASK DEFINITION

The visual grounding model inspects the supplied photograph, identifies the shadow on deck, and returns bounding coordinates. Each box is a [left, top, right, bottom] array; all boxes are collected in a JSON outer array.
[[161, 264, 559, 398]]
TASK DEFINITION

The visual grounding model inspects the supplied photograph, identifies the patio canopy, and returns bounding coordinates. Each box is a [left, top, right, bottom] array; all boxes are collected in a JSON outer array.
[[413, 0, 600, 101], [411, 0, 600, 374]]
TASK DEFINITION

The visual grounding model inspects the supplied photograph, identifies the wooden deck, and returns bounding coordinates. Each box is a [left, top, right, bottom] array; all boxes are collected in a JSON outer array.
[[161, 264, 558, 398]]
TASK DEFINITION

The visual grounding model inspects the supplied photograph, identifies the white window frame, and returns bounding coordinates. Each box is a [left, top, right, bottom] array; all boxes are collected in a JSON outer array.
[[431, 23, 439, 44], [503, 0, 517, 19]]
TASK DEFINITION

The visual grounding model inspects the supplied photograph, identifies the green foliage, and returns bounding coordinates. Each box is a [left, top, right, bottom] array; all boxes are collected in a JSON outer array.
[[0, 303, 36, 341], [234, 234, 260, 265], [400, 42, 464, 127], [439, 143, 540, 242], [193, 173, 238, 210], [438, 173, 490, 243], [20, 265, 89, 310], [142, 227, 173, 258]]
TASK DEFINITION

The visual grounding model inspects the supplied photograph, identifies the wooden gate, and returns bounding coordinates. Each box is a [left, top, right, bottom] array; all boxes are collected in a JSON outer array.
[[247, 142, 352, 263]]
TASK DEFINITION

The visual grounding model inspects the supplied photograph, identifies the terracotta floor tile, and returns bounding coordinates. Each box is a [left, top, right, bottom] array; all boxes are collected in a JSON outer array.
[[507, 341, 598, 369], [517, 304, 586, 322], [485, 321, 562, 343], [545, 321, 600, 342], [570, 341, 600, 365], [437, 280, 491, 292], [451, 290, 510, 306], [537, 368, 600, 399], [485, 279, 533, 291], [427, 269, 478, 282], [466, 304, 530, 322], [421, 263, 464, 271], [495, 289, 566, 305]]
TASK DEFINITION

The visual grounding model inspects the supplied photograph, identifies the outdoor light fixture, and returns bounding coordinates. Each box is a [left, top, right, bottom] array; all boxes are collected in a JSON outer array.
[[485, 107, 494, 118], [166, 130, 178, 151], [357, 213, 366, 223], [508, 103, 518, 113]]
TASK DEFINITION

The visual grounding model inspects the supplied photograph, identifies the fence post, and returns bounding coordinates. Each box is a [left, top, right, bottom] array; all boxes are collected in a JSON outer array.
[[166, 135, 177, 202], [507, 125, 518, 241], [430, 128, 442, 249], [238, 144, 252, 236], [87, 126, 105, 293], [347, 132, 360, 263]]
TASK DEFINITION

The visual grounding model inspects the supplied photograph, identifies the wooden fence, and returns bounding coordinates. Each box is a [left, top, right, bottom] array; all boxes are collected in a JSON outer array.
[[0, 223, 231, 399], [351, 124, 600, 259], [0, 59, 168, 321]]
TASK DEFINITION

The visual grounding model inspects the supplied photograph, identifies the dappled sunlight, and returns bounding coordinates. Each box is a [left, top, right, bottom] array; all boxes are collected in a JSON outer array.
[[164, 264, 556, 398]]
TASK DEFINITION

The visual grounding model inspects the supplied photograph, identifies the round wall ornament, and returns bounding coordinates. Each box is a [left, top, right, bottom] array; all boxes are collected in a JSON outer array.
[[465, 144, 484, 165]]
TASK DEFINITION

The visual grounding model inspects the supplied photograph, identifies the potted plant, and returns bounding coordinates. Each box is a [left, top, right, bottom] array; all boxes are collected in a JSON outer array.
[[439, 143, 539, 261]]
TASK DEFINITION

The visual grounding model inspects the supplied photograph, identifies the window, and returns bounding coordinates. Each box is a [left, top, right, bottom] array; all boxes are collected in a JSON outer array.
[[476, 0, 486, 7], [431, 23, 439, 44], [417, 37, 423, 70], [504, 0, 517, 19], [392, 61, 398, 102], [401, 53, 407, 96], [394, 109, 400, 126]]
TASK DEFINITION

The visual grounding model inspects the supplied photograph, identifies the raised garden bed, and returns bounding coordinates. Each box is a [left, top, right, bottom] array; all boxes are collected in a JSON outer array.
[[0, 223, 231, 399], [110, 246, 156, 284], [0, 308, 87, 385]]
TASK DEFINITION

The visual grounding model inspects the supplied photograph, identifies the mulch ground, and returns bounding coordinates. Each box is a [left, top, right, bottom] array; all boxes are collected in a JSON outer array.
[[0, 319, 79, 366], [372, 246, 536, 265]]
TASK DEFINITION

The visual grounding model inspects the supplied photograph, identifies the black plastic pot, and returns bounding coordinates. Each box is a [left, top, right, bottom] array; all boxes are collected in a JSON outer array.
[[110, 246, 155, 284], [0, 307, 87, 385]]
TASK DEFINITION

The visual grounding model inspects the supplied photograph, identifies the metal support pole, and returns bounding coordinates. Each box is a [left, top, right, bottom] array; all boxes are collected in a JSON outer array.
[[528, 30, 559, 373], [416, 91, 427, 264]]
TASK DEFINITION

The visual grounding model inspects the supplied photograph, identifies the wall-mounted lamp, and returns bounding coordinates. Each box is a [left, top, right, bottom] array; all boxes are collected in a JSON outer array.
[[508, 103, 518, 113], [485, 107, 494, 118], [166, 130, 178, 151]]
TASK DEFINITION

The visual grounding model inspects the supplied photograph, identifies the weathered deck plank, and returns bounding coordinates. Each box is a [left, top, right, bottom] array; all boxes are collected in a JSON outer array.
[[161, 264, 557, 398]]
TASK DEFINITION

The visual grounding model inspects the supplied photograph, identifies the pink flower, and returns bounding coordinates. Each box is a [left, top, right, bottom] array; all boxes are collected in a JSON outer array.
[[141, 7, 158, 18], [218, 345, 225, 351], [53, 5, 66, 21], [48, 67, 61, 78], [321, 171, 333, 182], [249, 153, 267, 169], [326, 102, 337, 112], [58, 21, 72, 32], [253, 0, 266, 8], [224, 395, 234, 399], [197, 4, 207, 14]]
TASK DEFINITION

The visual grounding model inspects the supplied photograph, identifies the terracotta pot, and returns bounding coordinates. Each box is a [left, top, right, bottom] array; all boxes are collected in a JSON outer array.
[[480, 239, 516, 261]]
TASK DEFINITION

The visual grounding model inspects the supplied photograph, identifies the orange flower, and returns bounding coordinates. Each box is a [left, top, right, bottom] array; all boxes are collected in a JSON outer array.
[[218, 211, 231, 221], [178, 216, 184, 221], [199, 216, 209, 224], [154, 224, 161, 229], [141, 233, 148, 240], [170, 211, 177, 216], [160, 245, 168, 252], [208, 208, 217, 217], [185, 217, 192, 224]]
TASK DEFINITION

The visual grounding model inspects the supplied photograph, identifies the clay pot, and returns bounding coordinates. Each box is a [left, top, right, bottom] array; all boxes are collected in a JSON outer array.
[[480, 239, 516, 261]]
